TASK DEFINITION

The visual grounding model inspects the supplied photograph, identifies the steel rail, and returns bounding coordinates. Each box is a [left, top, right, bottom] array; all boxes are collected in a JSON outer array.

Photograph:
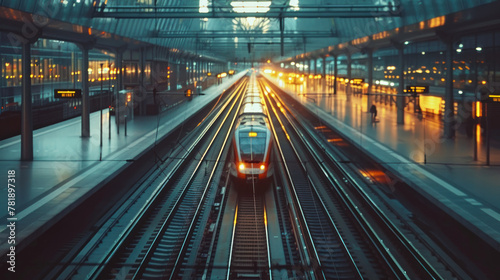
[[132, 79, 249, 279], [259, 79, 362, 279], [166, 76, 250, 280], [225, 77, 272, 280], [227, 196, 272, 280], [201, 172, 231, 280], [85, 77, 248, 279], [265, 78, 444, 279], [257, 81, 323, 279]]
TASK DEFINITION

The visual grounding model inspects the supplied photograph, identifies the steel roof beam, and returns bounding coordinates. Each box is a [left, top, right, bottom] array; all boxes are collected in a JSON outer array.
[[152, 31, 337, 39], [93, 5, 400, 19]]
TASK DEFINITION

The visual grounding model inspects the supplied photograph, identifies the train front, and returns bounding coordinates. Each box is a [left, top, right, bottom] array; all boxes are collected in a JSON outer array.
[[232, 122, 273, 183]]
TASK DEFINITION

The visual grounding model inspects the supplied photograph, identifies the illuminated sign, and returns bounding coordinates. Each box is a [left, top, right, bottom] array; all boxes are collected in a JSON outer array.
[[248, 132, 257, 137], [54, 89, 82, 98], [488, 94, 500, 102], [406, 85, 429, 94], [350, 78, 364, 85]]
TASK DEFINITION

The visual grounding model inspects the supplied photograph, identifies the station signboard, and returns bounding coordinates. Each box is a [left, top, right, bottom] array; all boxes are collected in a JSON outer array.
[[406, 85, 429, 94], [488, 94, 500, 102], [350, 78, 364, 85], [54, 89, 82, 98]]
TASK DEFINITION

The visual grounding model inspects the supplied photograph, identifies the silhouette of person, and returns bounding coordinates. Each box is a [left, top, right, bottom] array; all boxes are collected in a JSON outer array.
[[370, 104, 377, 122]]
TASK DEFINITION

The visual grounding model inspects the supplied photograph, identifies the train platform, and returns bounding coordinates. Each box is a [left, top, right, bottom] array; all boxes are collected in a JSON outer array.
[[0, 72, 247, 256], [264, 74, 500, 252]]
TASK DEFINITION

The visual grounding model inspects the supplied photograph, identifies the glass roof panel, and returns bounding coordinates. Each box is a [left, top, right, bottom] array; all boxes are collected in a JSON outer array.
[[1, 0, 497, 61]]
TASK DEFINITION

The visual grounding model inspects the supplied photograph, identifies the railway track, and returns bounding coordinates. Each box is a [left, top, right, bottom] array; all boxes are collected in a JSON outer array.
[[228, 194, 271, 279], [259, 79, 364, 279], [260, 76, 470, 279], [49, 77, 249, 279], [37, 72, 470, 280]]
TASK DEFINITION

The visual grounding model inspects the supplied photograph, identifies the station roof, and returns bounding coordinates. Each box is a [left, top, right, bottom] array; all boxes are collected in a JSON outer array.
[[0, 0, 498, 62]]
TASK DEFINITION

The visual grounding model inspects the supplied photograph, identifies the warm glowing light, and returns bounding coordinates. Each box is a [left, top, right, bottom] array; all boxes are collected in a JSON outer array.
[[248, 132, 257, 137], [239, 163, 245, 170], [260, 164, 265, 170]]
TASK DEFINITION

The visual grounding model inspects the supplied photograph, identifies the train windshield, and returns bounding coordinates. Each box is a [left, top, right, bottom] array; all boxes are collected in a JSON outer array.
[[239, 132, 266, 162]]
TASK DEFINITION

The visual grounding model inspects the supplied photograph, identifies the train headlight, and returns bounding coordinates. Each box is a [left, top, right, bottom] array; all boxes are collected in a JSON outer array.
[[260, 164, 265, 170], [239, 163, 245, 170]]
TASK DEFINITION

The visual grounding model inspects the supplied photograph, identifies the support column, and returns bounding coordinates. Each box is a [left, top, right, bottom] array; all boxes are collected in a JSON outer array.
[[192, 60, 195, 84], [322, 56, 327, 92], [139, 47, 145, 89], [346, 53, 352, 101], [21, 42, 33, 160], [444, 40, 455, 138], [312, 58, 317, 90], [171, 63, 178, 90], [397, 44, 405, 124], [139, 47, 146, 116], [186, 59, 190, 85], [197, 60, 201, 82], [116, 50, 123, 91], [366, 48, 374, 109], [81, 46, 90, 137], [333, 55, 338, 95], [180, 60, 187, 86], [313, 58, 317, 75]]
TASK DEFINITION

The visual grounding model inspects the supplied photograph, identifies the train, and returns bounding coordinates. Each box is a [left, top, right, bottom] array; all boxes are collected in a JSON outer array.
[[230, 73, 274, 184]]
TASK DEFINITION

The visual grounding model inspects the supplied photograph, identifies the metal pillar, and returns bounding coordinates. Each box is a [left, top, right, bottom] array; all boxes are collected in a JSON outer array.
[[197, 60, 201, 82], [139, 47, 145, 116], [180, 61, 187, 86], [189, 59, 193, 84], [444, 40, 455, 138], [333, 55, 338, 95], [171, 63, 178, 90], [21, 42, 33, 160], [397, 45, 405, 124], [313, 58, 317, 75], [116, 50, 123, 91], [81, 46, 90, 137], [346, 54, 352, 101], [366, 48, 374, 109], [322, 56, 327, 91]]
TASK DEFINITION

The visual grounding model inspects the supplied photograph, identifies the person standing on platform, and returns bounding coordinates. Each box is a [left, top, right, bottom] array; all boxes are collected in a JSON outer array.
[[370, 104, 377, 122]]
